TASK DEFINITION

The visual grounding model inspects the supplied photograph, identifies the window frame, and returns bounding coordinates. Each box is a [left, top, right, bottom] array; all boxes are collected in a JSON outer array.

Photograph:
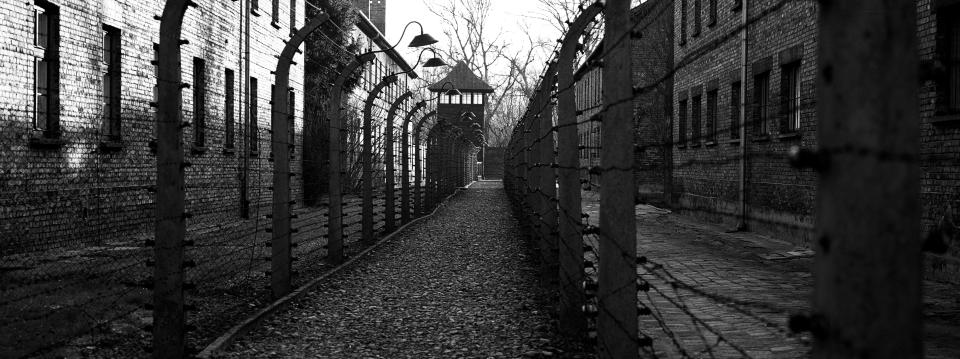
[[192, 57, 207, 148], [225, 68, 236, 150], [680, 0, 688, 45], [678, 98, 688, 146], [753, 71, 771, 136], [249, 77, 259, 155], [780, 61, 802, 133], [102, 25, 122, 142], [936, 4, 960, 116], [32, 1, 59, 140], [691, 93, 702, 144], [693, 0, 702, 37], [706, 89, 718, 143]]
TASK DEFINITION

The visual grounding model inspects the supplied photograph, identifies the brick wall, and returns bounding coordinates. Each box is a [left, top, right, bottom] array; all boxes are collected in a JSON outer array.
[[671, 0, 818, 244], [918, 0, 960, 283], [632, 0, 674, 205], [0, 0, 305, 255]]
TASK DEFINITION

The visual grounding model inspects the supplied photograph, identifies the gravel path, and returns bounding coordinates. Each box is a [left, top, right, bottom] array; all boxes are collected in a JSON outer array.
[[219, 181, 591, 359]]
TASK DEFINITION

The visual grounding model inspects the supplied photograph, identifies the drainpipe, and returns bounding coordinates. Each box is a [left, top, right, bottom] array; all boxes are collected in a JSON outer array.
[[736, 0, 748, 230], [239, 0, 252, 218]]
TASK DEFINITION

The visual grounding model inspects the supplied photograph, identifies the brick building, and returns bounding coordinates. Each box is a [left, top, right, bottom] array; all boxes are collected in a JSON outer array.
[[0, 0, 307, 254], [0, 0, 416, 258], [671, 0, 819, 242], [574, 0, 674, 194], [919, 0, 960, 281], [667, 0, 960, 280]]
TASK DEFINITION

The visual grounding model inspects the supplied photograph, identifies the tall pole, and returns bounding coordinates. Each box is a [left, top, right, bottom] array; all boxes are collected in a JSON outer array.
[[362, 75, 397, 243], [813, 1, 921, 357], [328, 54, 374, 264], [154, 1, 189, 357], [538, 65, 559, 292], [385, 91, 412, 231], [598, 0, 638, 357], [556, 2, 602, 338], [269, 14, 329, 299], [401, 101, 425, 223]]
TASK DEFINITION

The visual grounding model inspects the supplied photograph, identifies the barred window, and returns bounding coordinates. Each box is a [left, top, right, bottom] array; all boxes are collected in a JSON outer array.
[[250, 77, 259, 154], [781, 62, 801, 132], [33, 1, 58, 136], [678, 99, 688, 145], [706, 89, 718, 142], [102, 25, 121, 141], [936, 5, 960, 115], [192, 58, 206, 147], [691, 94, 702, 143], [693, 0, 702, 37], [753, 72, 770, 135], [225, 69, 236, 149]]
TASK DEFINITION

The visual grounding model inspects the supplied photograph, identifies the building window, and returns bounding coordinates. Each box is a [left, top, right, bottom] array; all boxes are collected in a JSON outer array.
[[250, 77, 259, 154], [732, 0, 742, 11], [289, 0, 297, 33], [706, 89, 718, 142], [102, 25, 121, 141], [708, 0, 717, 26], [936, 5, 960, 116], [730, 81, 741, 139], [272, 0, 279, 25], [680, 0, 687, 45], [153, 43, 158, 104], [693, 0, 701, 37], [753, 72, 770, 135], [33, 1, 58, 137], [691, 94, 702, 143], [225, 69, 235, 150], [678, 99, 688, 145], [781, 61, 801, 133], [288, 89, 296, 152], [192, 58, 206, 147]]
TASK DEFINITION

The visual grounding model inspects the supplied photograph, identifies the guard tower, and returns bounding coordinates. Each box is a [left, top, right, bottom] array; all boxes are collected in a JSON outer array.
[[428, 62, 494, 178]]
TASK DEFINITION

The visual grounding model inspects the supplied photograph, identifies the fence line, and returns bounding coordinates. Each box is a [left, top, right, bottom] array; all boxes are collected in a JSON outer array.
[[504, 0, 926, 358], [0, 1, 477, 357]]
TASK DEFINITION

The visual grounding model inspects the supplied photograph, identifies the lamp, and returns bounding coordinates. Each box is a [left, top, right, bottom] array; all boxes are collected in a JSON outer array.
[[397, 21, 437, 49]]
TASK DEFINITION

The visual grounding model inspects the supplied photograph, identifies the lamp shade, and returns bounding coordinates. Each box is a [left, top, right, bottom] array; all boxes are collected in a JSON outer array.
[[423, 57, 447, 67], [408, 33, 438, 47]]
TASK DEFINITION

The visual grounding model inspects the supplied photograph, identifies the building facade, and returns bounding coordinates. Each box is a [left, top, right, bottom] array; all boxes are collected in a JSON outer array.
[[0, 0, 306, 255], [671, 0, 819, 242]]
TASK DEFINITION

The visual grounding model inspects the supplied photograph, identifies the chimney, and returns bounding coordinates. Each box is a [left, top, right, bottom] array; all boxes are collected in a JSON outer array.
[[353, 0, 386, 35]]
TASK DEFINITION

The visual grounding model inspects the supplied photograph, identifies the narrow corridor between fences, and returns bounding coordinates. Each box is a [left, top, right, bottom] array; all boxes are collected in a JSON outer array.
[[218, 181, 590, 358]]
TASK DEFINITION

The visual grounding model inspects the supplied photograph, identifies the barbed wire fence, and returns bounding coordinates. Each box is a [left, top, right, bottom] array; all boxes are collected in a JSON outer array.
[[505, 0, 927, 358], [0, 0, 479, 357]]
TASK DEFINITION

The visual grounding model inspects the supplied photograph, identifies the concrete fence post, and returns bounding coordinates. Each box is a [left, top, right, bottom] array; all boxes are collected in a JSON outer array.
[[597, 0, 638, 357], [812, 1, 921, 357]]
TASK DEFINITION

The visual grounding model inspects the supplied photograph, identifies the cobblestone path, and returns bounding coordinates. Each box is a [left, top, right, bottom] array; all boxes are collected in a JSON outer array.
[[582, 192, 960, 359], [219, 181, 589, 359]]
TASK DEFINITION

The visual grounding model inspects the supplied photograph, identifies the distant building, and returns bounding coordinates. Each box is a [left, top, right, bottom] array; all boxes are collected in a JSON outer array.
[[573, 0, 674, 196], [428, 61, 493, 181]]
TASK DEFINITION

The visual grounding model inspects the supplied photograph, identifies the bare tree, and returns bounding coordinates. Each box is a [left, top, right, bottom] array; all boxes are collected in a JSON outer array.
[[426, 0, 551, 147]]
